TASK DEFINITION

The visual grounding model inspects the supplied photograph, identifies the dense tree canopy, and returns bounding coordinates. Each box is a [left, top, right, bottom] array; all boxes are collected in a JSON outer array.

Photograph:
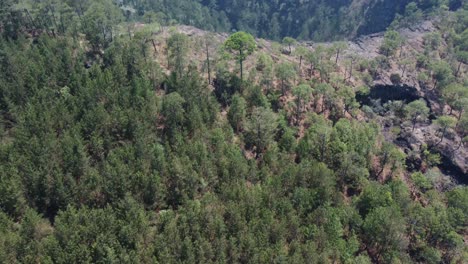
[[0, 1, 466, 263]]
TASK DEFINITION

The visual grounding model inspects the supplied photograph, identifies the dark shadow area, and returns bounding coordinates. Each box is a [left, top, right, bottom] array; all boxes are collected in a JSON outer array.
[[356, 84, 420, 106], [439, 155, 467, 185]]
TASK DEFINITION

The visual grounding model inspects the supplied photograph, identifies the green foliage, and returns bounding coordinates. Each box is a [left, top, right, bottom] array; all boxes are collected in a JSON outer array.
[[167, 33, 189, 76], [228, 93, 247, 132], [412, 172, 433, 192], [441, 83, 468, 118], [362, 206, 408, 262], [421, 144, 442, 167], [244, 106, 278, 157], [446, 187, 468, 229], [454, 29, 468, 76], [423, 32, 443, 51], [400, 2, 424, 26], [415, 245, 442, 264], [430, 61, 453, 88], [332, 41, 348, 64], [245, 84, 269, 108], [255, 52, 273, 72], [82, 0, 123, 50], [434, 115, 457, 129], [390, 73, 402, 84], [0, 212, 20, 262], [275, 62, 296, 96], [433, 115, 457, 146], [376, 142, 405, 178], [356, 182, 394, 216], [292, 84, 313, 125], [127, 0, 439, 41], [224, 31, 256, 80], [380, 30, 404, 57], [0, 2, 467, 263], [405, 99, 430, 130], [282, 37, 296, 53], [162, 92, 186, 135], [338, 86, 360, 116]]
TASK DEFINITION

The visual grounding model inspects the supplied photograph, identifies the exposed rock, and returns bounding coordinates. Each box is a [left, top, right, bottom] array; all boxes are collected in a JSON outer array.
[[342, 19, 468, 177], [404, 123, 468, 176], [347, 20, 436, 60]]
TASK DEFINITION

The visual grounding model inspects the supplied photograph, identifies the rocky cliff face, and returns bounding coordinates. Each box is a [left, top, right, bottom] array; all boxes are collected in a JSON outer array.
[[406, 124, 468, 176], [346, 19, 436, 100], [342, 19, 467, 177]]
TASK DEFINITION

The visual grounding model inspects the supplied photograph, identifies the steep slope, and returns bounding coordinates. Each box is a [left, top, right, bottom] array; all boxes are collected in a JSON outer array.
[[139, 16, 467, 177], [0, 2, 467, 263]]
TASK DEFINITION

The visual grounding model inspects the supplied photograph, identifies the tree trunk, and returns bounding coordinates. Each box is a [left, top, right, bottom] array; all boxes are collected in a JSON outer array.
[[319, 134, 326, 161], [206, 41, 211, 84], [313, 97, 318, 111], [127, 26, 132, 39], [24, 9, 38, 31], [348, 60, 355, 81], [435, 127, 447, 146], [79, 2, 85, 17], [456, 61, 462, 77], [59, 13, 65, 34], [239, 49, 244, 80], [151, 39, 158, 54], [101, 24, 106, 44], [49, 5, 59, 36], [378, 153, 388, 178], [110, 27, 114, 42], [296, 100, 301, 126], [256, 124, 262, 159], [239, 59, 244, 81], [141, 41, 147, 62], [455, 137, 465, 150], [281, 79, 285, 96], [321, 98, 326, 113]]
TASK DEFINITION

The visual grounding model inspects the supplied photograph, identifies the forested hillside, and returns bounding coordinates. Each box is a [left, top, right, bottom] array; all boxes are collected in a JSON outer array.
[[116, 0, 462, 40], [0, 0, 467, 263], [2, 0, 464, 41]]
